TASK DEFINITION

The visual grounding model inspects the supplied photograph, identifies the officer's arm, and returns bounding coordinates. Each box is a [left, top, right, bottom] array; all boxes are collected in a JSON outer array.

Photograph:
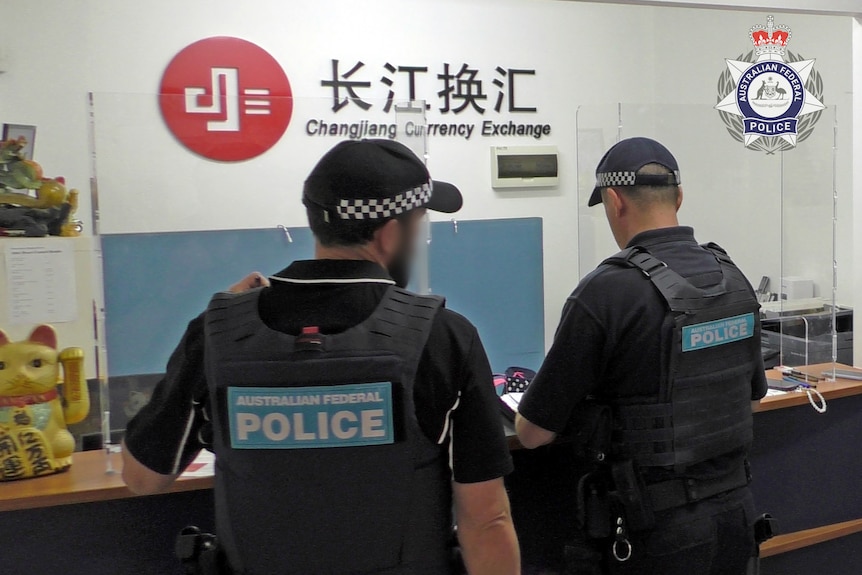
[[121, 440, 179, 495], [121, 315, 208, 495], [515, 413, 556, 449], [454, 477, 520, 575]]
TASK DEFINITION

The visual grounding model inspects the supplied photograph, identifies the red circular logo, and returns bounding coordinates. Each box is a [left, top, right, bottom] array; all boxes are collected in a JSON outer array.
[[159, 37, 293, 162]]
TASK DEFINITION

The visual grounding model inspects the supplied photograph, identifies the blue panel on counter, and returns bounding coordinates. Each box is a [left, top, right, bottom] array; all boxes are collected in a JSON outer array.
[[428, 218, 544, 372], [102, 218, 544, 376], [102, 228, 314, 376]]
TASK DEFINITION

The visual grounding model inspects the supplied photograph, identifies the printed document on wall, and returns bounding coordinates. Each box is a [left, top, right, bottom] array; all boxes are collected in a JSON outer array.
[[4, 240, 78, 325]]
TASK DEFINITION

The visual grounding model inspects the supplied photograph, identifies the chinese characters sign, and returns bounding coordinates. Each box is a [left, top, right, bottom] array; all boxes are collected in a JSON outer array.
[[159, 38, 552, 163], [309, 59, 551, 141], [159, 37, 294, 162]]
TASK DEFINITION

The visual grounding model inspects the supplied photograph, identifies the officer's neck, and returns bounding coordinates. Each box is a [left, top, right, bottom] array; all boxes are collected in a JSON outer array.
[[619, 212, 680, 247], [315, 243, 390, 270]]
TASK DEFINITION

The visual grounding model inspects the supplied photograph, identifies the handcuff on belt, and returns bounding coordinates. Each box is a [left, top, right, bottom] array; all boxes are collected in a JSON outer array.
[[612, 516, 632, 562]]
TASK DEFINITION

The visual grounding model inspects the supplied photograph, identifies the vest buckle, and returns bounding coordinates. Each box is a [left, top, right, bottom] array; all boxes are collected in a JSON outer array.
[[640, 261, 668, 278]]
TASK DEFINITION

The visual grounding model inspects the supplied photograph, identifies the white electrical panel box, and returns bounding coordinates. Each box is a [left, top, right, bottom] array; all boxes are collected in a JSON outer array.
[[490, 146, 559, 189]]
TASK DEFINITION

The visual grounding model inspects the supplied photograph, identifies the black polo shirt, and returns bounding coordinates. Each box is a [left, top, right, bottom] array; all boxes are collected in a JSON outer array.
[[124, 259, 513, 484], [519, 226, 768, 480]]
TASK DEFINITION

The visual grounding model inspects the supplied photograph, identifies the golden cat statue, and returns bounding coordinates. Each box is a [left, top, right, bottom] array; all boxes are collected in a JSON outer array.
[[0, 325, 89, 480]]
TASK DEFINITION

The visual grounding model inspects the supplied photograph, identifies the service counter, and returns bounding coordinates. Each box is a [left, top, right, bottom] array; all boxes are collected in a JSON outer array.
[[506, 363, 862, 575], [1, 365, 860, 574]]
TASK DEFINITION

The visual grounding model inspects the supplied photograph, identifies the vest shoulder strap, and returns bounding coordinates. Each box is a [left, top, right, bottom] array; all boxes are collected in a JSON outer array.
[[701, 241, 726, 253], [361, 287, 445, 370], [206, 289, 262, 343], [700, 243, 757, 302], [701, 242, 737, 267], [601, 246, 645, 269], [601, 246, 702, 312]]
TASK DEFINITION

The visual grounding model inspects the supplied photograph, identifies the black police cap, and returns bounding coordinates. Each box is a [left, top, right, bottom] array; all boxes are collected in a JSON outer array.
[[303, 139, 463, 220], [589, 137, 681, 207]]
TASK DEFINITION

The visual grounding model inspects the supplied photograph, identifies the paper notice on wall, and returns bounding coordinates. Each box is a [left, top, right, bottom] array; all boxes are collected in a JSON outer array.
[[4, 241, 78, 325]]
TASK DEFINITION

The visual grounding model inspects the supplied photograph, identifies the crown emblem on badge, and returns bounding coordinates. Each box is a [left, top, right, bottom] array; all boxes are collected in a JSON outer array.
[[750, 16, 791, 57]]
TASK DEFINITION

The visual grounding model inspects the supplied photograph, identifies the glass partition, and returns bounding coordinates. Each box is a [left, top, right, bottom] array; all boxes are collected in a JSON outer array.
[[778, 107, 843, 373], [87, 94, 436, 456], [577, 103, 839, 375]]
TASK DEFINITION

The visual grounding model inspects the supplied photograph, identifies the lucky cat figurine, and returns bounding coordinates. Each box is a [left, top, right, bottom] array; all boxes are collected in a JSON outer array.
[[0, 325, 89, 480]]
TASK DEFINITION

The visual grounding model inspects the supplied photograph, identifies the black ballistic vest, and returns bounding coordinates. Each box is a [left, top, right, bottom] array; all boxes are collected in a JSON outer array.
[[602, 244, 760, 473], [204, 286, 452, 575]]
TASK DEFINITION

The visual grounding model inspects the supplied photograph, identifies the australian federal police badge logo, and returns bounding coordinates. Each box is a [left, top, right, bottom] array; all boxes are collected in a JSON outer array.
[[715, 16, 825, 154]]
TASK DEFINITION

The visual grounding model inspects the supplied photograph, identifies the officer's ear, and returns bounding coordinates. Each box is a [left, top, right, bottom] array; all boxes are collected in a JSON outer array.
[[375, 218, 403, 260], [604, 187, 626, 218], [676, 187, 684, 211]]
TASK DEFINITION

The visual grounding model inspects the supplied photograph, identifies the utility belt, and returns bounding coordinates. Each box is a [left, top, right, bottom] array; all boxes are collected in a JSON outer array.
[[647, 462, 751, 512], [176, 526, 467, 575], [578, 460, 754, 562], [572, 403, 754, 562]]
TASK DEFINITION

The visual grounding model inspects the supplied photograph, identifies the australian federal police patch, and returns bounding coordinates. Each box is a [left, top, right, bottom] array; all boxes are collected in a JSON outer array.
[[682, 313, 755, 353], [228, 383, 394, 449], [715, 15, 825, 154]]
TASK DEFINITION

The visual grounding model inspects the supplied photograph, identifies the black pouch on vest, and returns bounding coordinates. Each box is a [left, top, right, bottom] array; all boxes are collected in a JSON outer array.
[[577, 471, 612, 539], [610, 460, 655, 533], [571, 402, 613, 463]]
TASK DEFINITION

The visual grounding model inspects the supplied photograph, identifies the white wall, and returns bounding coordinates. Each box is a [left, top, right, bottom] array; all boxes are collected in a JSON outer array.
[[0, 0, 855, 354]]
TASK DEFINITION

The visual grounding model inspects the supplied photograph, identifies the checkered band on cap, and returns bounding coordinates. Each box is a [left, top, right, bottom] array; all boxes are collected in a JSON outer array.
[[336, 182, 433, 220], [596, 170, 681, 188], [596, 171, 637, 188]]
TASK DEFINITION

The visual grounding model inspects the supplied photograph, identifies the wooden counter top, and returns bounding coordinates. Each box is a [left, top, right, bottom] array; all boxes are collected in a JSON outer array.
[[757, 363, 862, 412], [760, 518, 862, 558], [0, 451, 213, 513], [505, 363, 862, 449], [3, 364, 860, 512]]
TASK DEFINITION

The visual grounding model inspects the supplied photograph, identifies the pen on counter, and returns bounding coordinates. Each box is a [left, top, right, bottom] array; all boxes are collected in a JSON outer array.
[[790, 369, 821, 382], [777, 366, 822, 383], [783, 376, 812, 389]]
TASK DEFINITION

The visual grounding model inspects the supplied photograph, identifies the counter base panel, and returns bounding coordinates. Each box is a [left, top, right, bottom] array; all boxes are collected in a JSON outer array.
[[0, 489, 214, 575]]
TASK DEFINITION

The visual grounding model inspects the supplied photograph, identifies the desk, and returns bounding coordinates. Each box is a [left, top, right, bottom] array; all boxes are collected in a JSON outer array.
[[759, 363, 862, 412], [0, 451, 213, 512], [504, 364, 862, 575], [0, 452, 215, 575], [749, 364, 862, 574], [1, 365, 860, 575]]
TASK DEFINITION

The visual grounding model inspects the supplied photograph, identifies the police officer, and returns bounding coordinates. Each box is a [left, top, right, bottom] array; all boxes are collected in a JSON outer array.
[[516, 138, 767, 574], [122, 139, 521, 575]]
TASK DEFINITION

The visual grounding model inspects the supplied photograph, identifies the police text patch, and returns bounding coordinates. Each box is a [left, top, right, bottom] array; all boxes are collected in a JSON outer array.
[[681, 313, 755, 352], [228, 383, 394, 449]]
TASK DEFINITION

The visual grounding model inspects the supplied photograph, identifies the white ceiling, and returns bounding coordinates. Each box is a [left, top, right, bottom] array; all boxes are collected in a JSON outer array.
[[557, 0, 862, 17]]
